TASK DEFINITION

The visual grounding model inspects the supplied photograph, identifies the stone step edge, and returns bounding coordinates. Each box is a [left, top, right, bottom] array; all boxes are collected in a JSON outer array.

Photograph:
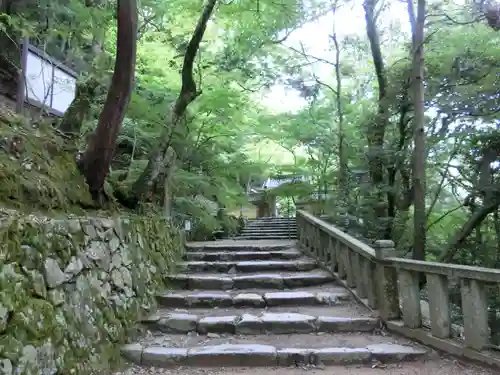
[[184, 251, 302, 261], [178, 260, 317, 273], [166, 272, 334, 290], [156, 290, 351, 308], [122, 343, 428, 368], [185, 245, 295, 252], [233, 236, 297, 241], [142, 314, 379, 335]]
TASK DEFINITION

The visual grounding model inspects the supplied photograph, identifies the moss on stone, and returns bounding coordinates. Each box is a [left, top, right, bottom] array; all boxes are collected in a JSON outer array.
[[0, 210, 184, 374]]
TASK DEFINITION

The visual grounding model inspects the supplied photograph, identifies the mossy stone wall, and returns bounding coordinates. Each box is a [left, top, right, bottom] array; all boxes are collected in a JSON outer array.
[[0, 210, 183, 374]]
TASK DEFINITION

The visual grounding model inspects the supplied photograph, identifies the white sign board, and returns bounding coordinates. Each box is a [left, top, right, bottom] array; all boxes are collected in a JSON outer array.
[[24, 47, 76, 116]]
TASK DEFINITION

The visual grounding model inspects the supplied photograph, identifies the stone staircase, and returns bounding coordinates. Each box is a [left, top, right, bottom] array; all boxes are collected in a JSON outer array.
[[236, 217, 297, 240], [121, 239, 428, 369]]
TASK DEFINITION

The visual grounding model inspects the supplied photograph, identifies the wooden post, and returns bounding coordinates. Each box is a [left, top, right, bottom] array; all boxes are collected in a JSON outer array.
[[15, 36, 29, 114]]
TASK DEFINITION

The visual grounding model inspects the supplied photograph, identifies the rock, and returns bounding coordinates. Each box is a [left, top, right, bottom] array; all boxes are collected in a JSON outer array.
[[0, 335, 23, 361], [43, 258, 66, 288], [16, 345, 38, 373], [109, 236, 121, 252], [120, 266, 133, 287], [207, 332, 220, 338], [85, 241, 111, 270], [66, 219, 81, 234], [0, 358, 13, 375], [0, 304, 8, 333], [48, 289, 65, 306], [29, 270, 47, 298], [20, 245, 42, 269], [64, 256, 84, 278], [82, 223, 97, 238], [111, 269, 125, 290]]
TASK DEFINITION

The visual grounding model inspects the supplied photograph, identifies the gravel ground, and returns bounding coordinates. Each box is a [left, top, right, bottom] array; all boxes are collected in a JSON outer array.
[[114, 357, 499, 375]]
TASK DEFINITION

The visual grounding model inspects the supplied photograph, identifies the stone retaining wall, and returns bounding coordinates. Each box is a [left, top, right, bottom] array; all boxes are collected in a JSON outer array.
[[0, 211, 183, 375]]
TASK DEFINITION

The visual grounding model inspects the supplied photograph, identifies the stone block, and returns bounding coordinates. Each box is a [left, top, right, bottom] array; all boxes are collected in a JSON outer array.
[[186, 292, 233, 307], [366, 343, 427, 362], [233, 293, 265, 307], [120, 344, 143, 364], [264, 291, 316, 306], [187, 344, 277, 367], [235, 313, 264, 334], [282, 271, 333, 288], [142, 347, 188, 367], [260, 312, 317, 334], [316, 317, 378, 332], [197, 316, 237, 334], [233, 274, 284, 289], [157, 313, 198, 333], [313, 347, 371, 365], [156, 293, 187, 308], [277, 348, 314, 366], [188, 275, 234, 290]]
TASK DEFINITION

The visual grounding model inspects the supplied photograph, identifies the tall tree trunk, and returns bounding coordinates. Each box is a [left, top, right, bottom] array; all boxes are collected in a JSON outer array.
[[59, 0, 107, 136], [407, 0, 427, 261], [130, 0, 218, 204], [331, 27, 347, 206], [363, 0, 390, 239], [79, 0, 138, 201]]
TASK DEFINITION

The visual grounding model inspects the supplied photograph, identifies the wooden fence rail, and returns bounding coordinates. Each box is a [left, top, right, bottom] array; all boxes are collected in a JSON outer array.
[[296, 209, 500, 368]]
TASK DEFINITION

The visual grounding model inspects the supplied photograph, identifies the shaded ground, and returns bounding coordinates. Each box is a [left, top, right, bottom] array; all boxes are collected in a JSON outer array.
[[115, 356, 499, 375]]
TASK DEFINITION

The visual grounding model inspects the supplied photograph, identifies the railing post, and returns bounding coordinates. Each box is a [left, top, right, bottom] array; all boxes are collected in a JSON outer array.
[[461, 278, 489, 350], [426, 273, 451, 339], [373, 240, 400, 321], [398, 269, 422, 328]]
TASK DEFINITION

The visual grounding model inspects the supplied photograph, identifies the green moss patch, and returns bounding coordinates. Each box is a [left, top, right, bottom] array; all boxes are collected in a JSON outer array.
[[0, 211, 184, 374]]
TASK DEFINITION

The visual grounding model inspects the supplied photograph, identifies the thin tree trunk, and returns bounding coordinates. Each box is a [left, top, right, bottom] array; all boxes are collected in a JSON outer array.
[[363, 0, 390, 238], [79, 0, 138, 201], [130, 0, 218, 204], [407, 0, 426, 261]]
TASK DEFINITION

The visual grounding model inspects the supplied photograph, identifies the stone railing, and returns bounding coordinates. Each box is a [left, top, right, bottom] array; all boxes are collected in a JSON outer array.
[[296, 210, 500, 368]]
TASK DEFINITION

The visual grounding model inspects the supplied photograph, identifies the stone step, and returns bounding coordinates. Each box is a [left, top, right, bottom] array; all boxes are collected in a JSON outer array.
[[240, 230, 297, 235], [235, 235, 297, 240], [142, 310, 379, 335], [186, 240, 295, 252], [122, 333, 428, 368], [156, 288, 352, 308], [177, 259, 317, 273], [247, 218, 295, 222], [184, 249, 302, 261], [166, 271, 334, 290], [243, 225, 297, 229], [238, 231, 297, 239]]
